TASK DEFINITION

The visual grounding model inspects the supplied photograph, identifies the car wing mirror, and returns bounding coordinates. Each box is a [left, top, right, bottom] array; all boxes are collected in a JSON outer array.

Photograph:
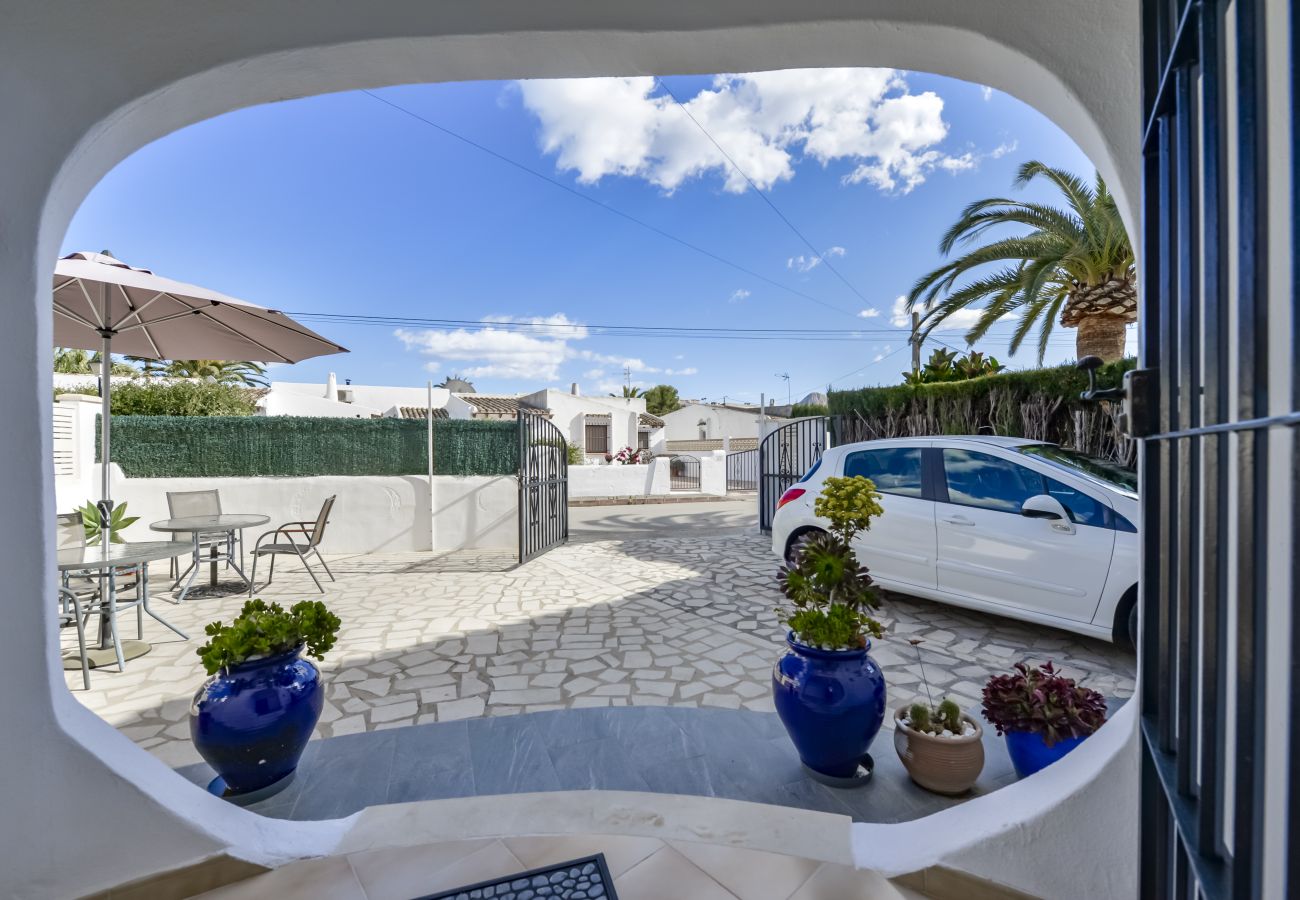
[[1021, 494, 1068, 520]]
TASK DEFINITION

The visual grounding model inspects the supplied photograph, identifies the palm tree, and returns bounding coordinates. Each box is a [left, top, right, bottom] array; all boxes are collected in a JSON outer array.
[[907, 161, 1136, 362], [435, 374, 476, 393], [165, 359, 268, 386], [126, 355, 166, 380], [610, 386, 642, 398], [54, 348, 137, 376]]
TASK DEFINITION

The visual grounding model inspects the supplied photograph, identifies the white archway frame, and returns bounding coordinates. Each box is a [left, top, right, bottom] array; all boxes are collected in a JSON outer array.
[[0, 3, 1141, 897]]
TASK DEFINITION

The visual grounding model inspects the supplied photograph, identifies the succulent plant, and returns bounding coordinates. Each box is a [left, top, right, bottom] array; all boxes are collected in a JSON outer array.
[[981, 661, 1107, 746], [776, 476, 885, 650]]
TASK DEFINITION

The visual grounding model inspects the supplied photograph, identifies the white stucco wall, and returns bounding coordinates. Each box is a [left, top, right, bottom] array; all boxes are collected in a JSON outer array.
[[569, 459, 669, 497], [94, 470, 516, 553], [662, 403, 769, 442], [2, 2, 1151, 897], [265, 381, 458, 419]]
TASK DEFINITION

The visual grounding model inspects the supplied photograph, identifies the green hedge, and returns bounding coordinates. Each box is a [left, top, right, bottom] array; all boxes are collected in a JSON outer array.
[[99, 416, 519, 477], [57, 381, 262, 416], [829, 359, 1137, 465]]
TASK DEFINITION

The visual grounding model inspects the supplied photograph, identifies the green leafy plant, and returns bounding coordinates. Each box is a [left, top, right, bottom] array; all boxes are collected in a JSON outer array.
[[981, 660, 1107, 746], [902, 349, 1006, 386], [567, 444, 585, 465], [776, 476, 885, 649], [78, 500, 138, 544], [197, 599, 341, 675], [108, 380, 263, 416]]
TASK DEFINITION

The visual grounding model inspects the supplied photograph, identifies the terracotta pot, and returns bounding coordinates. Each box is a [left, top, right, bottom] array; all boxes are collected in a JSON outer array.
[[892, 706, 985, 795]]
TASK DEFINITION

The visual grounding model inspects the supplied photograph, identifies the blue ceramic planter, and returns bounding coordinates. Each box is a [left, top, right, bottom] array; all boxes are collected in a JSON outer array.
[[772, 633, 886, 780], [1005, 729, 1087, 778], [191, 646, 323, 797]]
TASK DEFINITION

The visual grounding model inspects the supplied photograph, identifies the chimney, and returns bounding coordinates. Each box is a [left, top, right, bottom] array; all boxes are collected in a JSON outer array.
[[325, 372, 337, 400], [571, 382, 579, 396]]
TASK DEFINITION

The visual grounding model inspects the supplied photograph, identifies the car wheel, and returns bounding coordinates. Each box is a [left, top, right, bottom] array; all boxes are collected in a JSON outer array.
[[785, 528, 825, 566]]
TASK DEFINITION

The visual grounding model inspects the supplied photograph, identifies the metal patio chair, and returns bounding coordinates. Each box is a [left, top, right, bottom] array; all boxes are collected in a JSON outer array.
[[166, 489, 238, 579], [249, 496, 336, 594], [55, 512, 139, 678], [58, 585, 92, 690]]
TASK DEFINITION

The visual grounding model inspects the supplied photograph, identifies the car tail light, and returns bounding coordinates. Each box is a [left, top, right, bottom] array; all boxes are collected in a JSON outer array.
[[777, 487, 806, 509]]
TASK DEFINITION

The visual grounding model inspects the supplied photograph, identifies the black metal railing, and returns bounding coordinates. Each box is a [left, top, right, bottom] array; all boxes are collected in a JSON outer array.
[[758, 417, 829, 532], [726, 448, 758, 491], [669, 455, 700, 491], [517, 411, 568, 564], [1137, 0, 1296, 896]]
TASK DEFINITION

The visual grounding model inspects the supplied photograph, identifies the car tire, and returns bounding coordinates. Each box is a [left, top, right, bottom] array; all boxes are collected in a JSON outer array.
[[785, 528, 826, 567], [1128, 602, 1139, 652]]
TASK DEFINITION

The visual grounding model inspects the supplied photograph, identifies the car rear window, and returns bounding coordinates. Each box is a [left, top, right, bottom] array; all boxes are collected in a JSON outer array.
[[843, 447, 924, 498]]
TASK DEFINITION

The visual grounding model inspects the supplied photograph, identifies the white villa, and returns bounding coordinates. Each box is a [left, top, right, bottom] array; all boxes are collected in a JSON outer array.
[[660, 400, 783, 450]]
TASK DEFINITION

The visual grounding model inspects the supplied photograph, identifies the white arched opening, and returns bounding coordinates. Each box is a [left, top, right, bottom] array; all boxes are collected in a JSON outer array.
[[0, 3, 1140, 897]]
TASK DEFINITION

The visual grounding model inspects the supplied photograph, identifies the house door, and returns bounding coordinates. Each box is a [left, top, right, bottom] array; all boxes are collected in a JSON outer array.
[[1139, 0, 1296, 897]]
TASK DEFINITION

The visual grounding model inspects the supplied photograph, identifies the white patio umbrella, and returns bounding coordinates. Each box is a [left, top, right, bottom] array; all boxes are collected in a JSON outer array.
[[53, 251, 348, 534]]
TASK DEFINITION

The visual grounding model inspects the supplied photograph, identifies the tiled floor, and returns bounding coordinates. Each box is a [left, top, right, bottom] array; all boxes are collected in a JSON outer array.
[[63, 527, 1135, 772], [191, 833, 929, 900], [175, 706, 1041, 823]]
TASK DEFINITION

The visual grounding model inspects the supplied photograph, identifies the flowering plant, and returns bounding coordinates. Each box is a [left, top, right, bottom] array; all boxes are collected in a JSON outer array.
[[981, 661, 1107, 746], [776, 476, 885, 649], [609, 446, 650, 465]]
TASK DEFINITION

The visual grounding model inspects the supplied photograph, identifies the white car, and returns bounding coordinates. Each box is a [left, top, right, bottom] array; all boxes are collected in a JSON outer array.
[[770, 436, 1139, 647]]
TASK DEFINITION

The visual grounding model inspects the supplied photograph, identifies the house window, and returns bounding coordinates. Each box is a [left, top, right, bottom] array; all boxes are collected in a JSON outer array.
[[637, 430, 650, 451], [585, 422, 609, 454]]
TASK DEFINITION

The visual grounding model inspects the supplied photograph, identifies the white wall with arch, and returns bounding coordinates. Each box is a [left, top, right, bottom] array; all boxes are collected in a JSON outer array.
[[0, 2, 1141, 897]]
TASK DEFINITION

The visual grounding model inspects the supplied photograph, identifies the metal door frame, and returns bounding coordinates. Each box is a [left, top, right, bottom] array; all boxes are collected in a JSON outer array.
[[1138, 0, 1296, 895]]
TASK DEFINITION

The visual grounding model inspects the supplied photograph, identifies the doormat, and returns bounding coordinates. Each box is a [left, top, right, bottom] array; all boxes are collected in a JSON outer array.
[[415, 852, 618, 900]]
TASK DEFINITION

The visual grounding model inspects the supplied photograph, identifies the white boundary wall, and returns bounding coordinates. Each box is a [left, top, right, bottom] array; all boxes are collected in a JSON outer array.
[[103, 471, 516, 553]]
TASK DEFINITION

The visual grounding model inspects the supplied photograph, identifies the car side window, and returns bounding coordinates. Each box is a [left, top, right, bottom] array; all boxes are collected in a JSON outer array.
[[843, 447, 924, 498], [941, 449, 1042, 513], [1043, 476, 1108, 528]]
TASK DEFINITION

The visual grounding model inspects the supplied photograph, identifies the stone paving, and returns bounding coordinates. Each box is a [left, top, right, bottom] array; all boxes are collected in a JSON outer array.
[[62, 531, 1135, 770]]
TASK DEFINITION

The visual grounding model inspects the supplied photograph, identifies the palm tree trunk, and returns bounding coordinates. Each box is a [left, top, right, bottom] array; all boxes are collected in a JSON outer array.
[[1075, 315, 1129, 361]]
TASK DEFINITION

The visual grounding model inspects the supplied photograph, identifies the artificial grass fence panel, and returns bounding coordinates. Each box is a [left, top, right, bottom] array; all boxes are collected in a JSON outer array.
[[99, 416, 519, 478]]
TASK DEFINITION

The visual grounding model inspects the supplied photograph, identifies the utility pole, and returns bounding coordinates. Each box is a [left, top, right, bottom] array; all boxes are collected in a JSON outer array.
[[775, 372, 791, 406], [623, 365, 632, 391], [910, 311, 922, 375]]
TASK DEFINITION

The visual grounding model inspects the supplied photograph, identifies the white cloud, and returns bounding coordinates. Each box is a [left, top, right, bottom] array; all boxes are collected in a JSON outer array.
[[787, 245, 847, 273], [857, 308, 881, 319], [517, 69, 976, 196], [990, 140, 1018, 159], [729, 288, 751, 303], [872, 345, 893, 363], [981, 85, 994, 101], [395, 313, 690, 383], [890, 293, 1011, 332]]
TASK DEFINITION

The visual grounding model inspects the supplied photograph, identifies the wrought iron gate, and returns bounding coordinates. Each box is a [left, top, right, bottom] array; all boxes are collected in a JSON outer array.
[[517, 411, 568, 564], [1139, 0, 1296, 896], [668, 455, 700, 491], [758, 417, 830, 533], [726, 448, 758, 491]]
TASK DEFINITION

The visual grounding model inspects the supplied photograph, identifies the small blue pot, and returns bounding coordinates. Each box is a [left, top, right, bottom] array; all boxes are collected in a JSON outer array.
[[1004, 729, 1087, 778], [190, 646, 323, 796], [772, 633, 886, 780]]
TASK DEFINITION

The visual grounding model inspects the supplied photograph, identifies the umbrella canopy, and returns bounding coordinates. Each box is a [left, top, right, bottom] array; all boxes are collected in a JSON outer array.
[[54, 251, 348, 362], [51, 251, 348, 531]]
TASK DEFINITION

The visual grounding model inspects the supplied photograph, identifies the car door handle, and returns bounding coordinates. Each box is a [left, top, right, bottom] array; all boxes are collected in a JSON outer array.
[[942, 516, 975, 526]]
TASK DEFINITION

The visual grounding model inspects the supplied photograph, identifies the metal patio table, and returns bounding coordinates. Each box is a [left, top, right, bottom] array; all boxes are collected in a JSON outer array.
[[57, 540, 191, 667], [150, 514, 270, 603]]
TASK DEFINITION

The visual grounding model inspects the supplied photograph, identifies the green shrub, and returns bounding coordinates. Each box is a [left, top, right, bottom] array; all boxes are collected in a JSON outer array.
[[829, 358, 1137, 465], [790, 403, 830, 418], [65, 380, 262, 416], [100, 416, 519, 477]]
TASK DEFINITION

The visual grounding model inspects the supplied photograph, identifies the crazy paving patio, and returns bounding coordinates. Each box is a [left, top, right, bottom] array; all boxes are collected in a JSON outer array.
[[64, 529, 1135, 823]]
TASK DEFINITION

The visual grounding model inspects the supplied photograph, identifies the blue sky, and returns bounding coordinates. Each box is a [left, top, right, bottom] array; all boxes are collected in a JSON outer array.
[[61, 69, 1123, 403]]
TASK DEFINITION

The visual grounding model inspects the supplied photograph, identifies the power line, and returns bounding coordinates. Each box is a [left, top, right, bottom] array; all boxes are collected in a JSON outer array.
[[360, 89, 862, 321], [656, 79, 872, 313]]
